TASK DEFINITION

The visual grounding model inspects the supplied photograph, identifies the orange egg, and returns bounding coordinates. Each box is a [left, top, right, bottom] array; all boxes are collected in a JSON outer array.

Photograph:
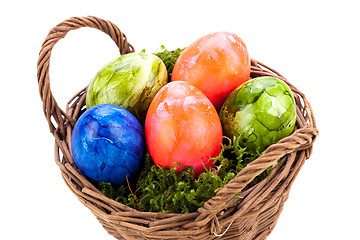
[[145, 81, 223, 176], [172, 32, 250, 110]]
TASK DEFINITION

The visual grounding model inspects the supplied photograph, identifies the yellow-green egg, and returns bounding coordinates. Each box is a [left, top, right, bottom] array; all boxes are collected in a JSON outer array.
[[86, 52, 168, 125]]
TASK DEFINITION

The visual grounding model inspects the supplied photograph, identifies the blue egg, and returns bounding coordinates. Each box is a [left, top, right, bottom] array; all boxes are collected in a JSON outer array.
[[71, 104, 145, 185]]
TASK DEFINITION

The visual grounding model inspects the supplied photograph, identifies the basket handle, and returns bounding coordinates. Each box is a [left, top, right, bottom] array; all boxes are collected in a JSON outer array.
[[37, 16, 134, 136]]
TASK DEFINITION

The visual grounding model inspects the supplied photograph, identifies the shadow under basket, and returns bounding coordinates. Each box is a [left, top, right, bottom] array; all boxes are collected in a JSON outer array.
[[37, 16, 318, 240]]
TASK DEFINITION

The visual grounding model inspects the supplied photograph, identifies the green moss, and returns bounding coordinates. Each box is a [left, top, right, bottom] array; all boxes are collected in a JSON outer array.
[[140, 44, 183, 81], [154, 45, 184, 81], [97, 135, 276, 213]]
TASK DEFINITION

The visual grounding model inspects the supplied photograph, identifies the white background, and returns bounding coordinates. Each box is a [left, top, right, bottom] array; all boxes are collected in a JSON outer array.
[[1, 0, 359, 239]]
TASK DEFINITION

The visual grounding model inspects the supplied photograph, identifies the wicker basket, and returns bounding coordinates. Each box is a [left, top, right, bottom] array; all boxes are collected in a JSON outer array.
[[37, 16, 318, 240]]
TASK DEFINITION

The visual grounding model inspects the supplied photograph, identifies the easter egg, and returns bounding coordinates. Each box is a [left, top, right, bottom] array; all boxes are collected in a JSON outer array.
[[171, 32, 250, 110], [86, 52, 168, 124], [145, 81, 223, 176], [71, 104, 145, 185], [219, 77, 296, 155]]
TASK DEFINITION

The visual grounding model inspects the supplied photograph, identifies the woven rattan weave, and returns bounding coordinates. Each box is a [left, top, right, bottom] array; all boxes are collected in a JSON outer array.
[[37, 16, 318, 240]]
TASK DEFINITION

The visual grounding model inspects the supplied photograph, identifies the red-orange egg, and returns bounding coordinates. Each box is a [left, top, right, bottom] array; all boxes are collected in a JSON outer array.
[[145, 81, 223, 176], [172, 32, 250, 110]]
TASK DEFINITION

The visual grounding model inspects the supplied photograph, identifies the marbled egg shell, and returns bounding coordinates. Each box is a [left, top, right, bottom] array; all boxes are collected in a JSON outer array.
[[172, 32, 250, 110], [219, 77, 296, 155], [86, 52, 168, 125], [71, 104, 145, 185], [145, 81, 223, 176]]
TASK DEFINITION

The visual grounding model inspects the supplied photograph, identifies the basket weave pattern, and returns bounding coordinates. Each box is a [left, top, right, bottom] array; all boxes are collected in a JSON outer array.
[[37, 16, 318, 240]]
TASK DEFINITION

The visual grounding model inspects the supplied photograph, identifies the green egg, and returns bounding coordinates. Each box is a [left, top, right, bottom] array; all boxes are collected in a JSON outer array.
[[219, 76, 296, 155], [86, 52, 168, 124]]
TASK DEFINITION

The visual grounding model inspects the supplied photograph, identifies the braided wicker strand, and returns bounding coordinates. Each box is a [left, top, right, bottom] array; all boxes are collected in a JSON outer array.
[[37, 16, 318, 240]]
